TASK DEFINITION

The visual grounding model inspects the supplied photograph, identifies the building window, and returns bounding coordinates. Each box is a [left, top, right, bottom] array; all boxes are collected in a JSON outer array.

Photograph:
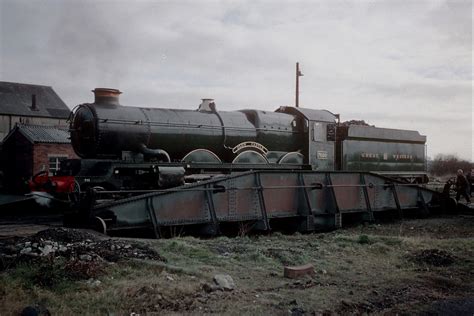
[[48, 155, 68, 175]]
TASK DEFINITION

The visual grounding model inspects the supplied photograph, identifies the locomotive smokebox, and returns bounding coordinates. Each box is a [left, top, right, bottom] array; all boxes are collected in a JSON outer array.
[[93, 88, 122, 106]]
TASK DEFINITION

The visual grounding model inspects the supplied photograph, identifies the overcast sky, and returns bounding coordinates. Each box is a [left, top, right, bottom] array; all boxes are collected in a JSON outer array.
[[0, 0, 472, 160]]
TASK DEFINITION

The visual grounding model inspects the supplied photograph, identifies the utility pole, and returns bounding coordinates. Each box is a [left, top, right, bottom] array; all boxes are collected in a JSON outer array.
[[295, 62, 304, 107]]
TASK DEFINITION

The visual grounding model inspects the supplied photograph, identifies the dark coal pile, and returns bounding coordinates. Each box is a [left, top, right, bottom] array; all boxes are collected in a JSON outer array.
[[340, 119, 373, 127], [411, 249, 456, 267], [0, 227, 165, 270]]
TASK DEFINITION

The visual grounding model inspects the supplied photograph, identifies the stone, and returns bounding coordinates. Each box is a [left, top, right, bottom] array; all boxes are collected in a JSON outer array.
[[213, 274, 235, 291], [80, 254, 92, 261], [20, 304, 51, 316], [20, 306, 39, 316], [4, 245, 16, 252], [86, 279, 102, 287], [20, 247, 32, 254], [290, 307, 305, 316], [202, 282, 218, 293], [41, 245, 54, 256], [284, 264, 315, 279], [341, 299, 353, 306]]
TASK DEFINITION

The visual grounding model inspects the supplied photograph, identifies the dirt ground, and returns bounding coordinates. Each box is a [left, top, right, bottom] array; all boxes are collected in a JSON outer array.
[[0, 215, 473, 315]]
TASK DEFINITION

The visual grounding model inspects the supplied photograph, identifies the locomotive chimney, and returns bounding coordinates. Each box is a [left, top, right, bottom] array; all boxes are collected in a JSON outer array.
[[92, 88, 122, 106]]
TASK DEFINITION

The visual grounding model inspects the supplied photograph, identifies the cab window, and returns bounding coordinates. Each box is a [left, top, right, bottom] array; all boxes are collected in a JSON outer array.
[[313, 122, 326, 142]]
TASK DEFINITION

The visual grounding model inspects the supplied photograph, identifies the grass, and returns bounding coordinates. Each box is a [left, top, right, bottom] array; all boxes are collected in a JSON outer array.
[[0, 268, 109, 314], [1, 216, 473, 314]]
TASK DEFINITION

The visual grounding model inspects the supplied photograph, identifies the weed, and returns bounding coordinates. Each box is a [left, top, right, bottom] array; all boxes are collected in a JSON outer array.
[[165, 239, 188, 253], [265, 248, 311, 266], [5, 258, 106, 291], [334, 236, 353, 243], [357, 235, 371, 245], [8, 261, 73, 291], [238, 222, 255, 237], [369, 242, 392, 254], [160, 238, 214, 262]]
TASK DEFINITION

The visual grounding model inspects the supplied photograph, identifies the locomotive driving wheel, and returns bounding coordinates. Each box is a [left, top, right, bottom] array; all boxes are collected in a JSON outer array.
[[232, 150, 269, 164], [92, 216, 107, 235]]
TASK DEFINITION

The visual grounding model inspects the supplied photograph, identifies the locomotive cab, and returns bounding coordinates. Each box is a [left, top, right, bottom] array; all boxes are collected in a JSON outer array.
[[276, 106, 337, 171]]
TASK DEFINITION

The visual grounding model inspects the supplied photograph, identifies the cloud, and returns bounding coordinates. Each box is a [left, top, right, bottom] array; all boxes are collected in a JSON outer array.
[[0, 0, 472, 160]]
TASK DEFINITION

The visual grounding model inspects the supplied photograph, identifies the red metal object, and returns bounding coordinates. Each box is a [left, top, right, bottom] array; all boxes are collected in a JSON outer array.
[[28, 172, 76, 194]]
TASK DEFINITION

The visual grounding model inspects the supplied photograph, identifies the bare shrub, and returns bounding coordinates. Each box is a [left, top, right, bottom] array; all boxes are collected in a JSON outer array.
[[429, 154, 472, 176]]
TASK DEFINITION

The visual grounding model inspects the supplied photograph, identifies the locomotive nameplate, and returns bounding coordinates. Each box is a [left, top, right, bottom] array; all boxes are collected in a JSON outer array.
[[232, 141, 269, 155]]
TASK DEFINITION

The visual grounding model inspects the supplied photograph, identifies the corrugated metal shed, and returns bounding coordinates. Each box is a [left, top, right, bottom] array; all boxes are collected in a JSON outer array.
[[5, 124, 70, 144], [0, 81, 70, 118]]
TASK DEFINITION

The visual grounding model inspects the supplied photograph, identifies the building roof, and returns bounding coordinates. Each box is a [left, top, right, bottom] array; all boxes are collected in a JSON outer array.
[[4, 123, 71, 144], [0, 81, 70, 118]]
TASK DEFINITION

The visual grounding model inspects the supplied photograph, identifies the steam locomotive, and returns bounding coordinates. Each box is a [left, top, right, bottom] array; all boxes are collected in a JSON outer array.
[[31, 88, 427, 196]]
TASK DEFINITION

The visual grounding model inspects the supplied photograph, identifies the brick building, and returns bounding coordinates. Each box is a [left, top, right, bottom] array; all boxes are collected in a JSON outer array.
[[2, 124, 78, 192], [0, 81, 70, 141]]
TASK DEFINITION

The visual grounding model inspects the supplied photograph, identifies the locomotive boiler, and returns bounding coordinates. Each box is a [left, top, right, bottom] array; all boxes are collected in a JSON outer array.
[[71, 88, 314, 165]]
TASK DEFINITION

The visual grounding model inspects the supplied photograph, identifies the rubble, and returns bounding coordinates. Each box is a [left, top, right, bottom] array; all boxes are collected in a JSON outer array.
[[0, 227, 165, 270]]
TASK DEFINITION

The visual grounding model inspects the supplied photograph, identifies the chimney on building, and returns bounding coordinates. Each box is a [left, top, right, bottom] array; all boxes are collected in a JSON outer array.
[[31, 94, 37, 110]]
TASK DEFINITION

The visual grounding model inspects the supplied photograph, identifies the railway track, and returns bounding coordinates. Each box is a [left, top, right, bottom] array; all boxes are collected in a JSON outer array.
[[0, 215, 62, 240]]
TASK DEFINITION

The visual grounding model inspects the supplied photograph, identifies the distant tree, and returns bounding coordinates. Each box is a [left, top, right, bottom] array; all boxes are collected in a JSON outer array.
[[429, 154, 473, 176]]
